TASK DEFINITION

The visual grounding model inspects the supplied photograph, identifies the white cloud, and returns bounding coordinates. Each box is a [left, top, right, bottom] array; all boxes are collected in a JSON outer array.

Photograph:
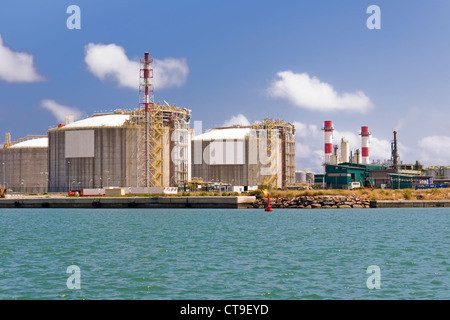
[[40, 99, 85, 123], [293, 121, 324, 171], [267, 71, 373, 113], [0, 34, 45, 83], [369, 137, 392, 161], [417, 135, 450, 164], [154, 57, 189, 89], [84, 43, 189, 90], [222, 114, 251, 127]]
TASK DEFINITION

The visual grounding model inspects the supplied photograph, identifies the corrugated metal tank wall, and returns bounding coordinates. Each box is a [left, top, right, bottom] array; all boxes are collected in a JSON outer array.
[[191, 139, 251, 186], [190, 136, 284, 188], [0, 147, 48, 193], [48, 126, 141, 192]]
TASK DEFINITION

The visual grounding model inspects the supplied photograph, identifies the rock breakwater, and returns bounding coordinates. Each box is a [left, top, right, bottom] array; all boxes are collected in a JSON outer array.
[[253, 195, 371, 209]]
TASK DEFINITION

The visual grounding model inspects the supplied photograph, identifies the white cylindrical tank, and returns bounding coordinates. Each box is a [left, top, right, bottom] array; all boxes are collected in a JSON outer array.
[[0, 137, 48, 193], [340, 138, 349, 163], [47, 114, 142, 192]]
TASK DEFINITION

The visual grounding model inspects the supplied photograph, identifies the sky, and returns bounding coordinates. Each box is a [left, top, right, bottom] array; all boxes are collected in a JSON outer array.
[[0, 0, 449, 173]]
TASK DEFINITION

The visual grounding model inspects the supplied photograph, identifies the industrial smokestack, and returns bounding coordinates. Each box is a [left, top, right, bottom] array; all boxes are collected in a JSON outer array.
[[141, 52, 153, 113], [322, 120, 334, 164], [392, 130, 399, 171], [340, 138, 349, 163], [139, 52, 154, 187], [360, 126, 370, 164]]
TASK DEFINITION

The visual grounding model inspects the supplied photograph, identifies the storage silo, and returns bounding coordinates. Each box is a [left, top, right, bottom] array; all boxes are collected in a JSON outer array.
[[295, 171, 307, 183], [0, 135, 48, 193]]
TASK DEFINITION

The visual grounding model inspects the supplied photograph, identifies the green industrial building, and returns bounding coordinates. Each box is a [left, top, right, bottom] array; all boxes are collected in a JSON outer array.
[[314, 162, 432, 189], [325, 163, 375, 189]]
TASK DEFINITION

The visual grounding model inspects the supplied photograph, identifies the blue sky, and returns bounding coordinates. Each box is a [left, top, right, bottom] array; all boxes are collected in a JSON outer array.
[[1, 0, 449, 172]]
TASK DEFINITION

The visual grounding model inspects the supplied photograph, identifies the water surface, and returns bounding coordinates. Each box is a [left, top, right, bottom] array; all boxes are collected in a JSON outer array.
[[0, 208, 448, 299]]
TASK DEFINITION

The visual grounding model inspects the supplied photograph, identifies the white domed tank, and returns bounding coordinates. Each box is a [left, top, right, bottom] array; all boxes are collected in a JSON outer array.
[[0, 136, 48, 193], [47, 113, 142, 192]]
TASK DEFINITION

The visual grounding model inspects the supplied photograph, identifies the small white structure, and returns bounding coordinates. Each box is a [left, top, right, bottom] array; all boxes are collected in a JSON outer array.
[[348, 182, 361, 190], [218, 185, 247, 193], [105, 187, 126, 196]]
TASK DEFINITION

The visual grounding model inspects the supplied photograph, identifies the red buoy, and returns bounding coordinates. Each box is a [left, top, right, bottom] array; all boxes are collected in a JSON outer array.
[[265, 193, 273, 211]]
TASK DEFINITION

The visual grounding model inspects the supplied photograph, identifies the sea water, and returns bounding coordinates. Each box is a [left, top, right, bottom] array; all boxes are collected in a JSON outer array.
[[0, 207, 448, 300]]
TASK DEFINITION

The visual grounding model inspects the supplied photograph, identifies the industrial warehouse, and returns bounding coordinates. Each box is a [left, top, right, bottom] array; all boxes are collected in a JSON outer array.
[[0, 52, 448, 197]]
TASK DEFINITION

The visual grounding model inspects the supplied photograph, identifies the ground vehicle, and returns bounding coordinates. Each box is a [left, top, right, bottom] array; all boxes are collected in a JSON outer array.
[[348, 182, 361, 190], [0, 187, 6, 198]]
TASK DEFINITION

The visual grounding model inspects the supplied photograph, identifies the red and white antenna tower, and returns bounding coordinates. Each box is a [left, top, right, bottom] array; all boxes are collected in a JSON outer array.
[[139, 52, 154, 187], [139, 52, 154, 112], [360, 126, 370, 164]]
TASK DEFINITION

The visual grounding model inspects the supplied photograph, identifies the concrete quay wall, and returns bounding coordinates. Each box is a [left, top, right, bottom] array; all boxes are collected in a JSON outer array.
[[0, 196, 256, 209], [370, 200, 450, 208]]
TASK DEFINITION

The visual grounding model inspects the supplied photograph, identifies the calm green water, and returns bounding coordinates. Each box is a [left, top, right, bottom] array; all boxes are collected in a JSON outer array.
[[0, 208, 448, 300]]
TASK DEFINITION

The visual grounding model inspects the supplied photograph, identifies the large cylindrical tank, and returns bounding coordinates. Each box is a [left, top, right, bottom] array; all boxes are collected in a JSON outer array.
[[0, 137, 48, 193], [47, 114, 142, 192]]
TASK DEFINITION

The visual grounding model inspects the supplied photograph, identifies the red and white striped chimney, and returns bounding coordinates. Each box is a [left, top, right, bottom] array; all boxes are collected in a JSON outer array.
[[360, 126, 370, 164], [323, 120, 334, 164], [140, 52, 154, 113]]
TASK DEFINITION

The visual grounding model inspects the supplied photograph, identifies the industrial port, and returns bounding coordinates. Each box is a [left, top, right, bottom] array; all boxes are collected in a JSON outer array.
[[0, 52, 449, 201]]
